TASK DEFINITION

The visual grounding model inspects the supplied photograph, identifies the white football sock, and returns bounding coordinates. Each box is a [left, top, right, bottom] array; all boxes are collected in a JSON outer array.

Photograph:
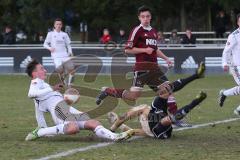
[[37, 124, 65, 137], [223, 86, 240, 96], [167, 94, 176, 103], [236, 105, 240, 111], [68, 74, 74, 85], [94, 125, 117, 140]]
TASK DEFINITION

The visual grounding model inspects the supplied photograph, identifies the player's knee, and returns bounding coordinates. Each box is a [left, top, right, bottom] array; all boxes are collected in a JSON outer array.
[[84, 119, 101, 130], [64, 122, 79, 135], [133, 92, 141, 99], [142, 105, 150, 112], [131, 104, 149, 114], [160, 116, 172, 126], [128, 91, 141, 100]]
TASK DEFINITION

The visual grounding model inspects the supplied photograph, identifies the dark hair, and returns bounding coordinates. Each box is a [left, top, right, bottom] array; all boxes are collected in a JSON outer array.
[[171, 29, 177, 33], [138, 5, 151, 15], [54, 18, 63, 23], [26, 59, 40, 77], [5, 25, 12, 29], [237, 13, 240, 22]]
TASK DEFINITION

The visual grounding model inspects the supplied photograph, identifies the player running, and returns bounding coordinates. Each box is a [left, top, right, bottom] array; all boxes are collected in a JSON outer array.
[[44, 18, 75, 86], [96, 6, 189, 127], [219, 13, 240, 115], [107, 63, 206, 139], [25, 60, 134, 141]]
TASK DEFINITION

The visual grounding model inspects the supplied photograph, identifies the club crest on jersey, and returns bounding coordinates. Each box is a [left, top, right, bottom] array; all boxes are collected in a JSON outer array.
[[146, 39, 157, 46]]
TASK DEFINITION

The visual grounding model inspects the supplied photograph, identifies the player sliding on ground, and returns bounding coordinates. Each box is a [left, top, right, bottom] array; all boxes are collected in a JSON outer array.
[[107, 62, 207, 139], [25, 59, 134, 141]]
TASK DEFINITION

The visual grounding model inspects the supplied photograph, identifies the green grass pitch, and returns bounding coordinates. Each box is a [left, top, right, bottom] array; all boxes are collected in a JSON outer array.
[[0, 74, 240, 160]]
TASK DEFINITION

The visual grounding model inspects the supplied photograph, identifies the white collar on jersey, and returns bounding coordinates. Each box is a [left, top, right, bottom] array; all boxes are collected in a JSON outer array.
[[140, 24, 152, 31], [53, 29, 62, 33], [31, 78, 42, 84], [32, 77, 44, 82]]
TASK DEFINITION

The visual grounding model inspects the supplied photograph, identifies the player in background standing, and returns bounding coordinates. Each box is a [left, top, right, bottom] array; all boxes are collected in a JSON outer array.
[[219, 13, 240, 116], [25, 60, 133, 141], [44, 18, 75, 86], [96, 6, 190, 127]]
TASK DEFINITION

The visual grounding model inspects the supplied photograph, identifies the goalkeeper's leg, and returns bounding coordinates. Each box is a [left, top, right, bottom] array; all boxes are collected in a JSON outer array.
[[155, 91, 207, 129], [110, 104, 149, 132], [170, 91, 207, 123], [108, 112, 148, 137], [108, 112, 132, 131], [170, 62, 205, 93]]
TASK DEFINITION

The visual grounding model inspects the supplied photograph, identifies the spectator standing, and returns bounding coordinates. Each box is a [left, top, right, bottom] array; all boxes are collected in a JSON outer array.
[[64, 9, 74, 36], [80, 21, 88, 43], [214, 10, 228, 38], [3, 26, 15, 44]]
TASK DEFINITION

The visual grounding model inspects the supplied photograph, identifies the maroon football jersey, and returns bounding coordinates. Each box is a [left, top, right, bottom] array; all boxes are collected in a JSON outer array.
[[126, 25, 158, 71]]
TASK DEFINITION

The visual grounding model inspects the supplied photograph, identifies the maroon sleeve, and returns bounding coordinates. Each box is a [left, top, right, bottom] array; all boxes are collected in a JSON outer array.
[[125, 26, 141, 49], [153, 29, 158, 50]]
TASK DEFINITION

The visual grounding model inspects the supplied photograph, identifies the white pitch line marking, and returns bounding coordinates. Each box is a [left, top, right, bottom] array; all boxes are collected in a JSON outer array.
[[174, 117, 240, 131], [32, 117, 240, 160], [32, 142, 113, 160]]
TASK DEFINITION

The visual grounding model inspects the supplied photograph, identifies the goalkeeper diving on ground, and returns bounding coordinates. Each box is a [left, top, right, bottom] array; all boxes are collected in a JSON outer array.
[[107, 62, 207, 139]]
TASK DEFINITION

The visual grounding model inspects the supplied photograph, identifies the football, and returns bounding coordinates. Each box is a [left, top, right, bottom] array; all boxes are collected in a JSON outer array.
[[64, 88, 80, 105]]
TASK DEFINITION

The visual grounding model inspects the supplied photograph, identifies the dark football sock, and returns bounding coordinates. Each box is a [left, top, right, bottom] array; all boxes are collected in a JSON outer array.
[[105, 88, 125, 98], [171, 74, 199, 92], [171, 98, 202, 122]]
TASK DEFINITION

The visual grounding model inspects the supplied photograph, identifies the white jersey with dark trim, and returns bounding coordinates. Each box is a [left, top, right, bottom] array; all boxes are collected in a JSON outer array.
[[28, 78, 63, 112], [43, 30, 72, 59], [222, 28, 240, 67]]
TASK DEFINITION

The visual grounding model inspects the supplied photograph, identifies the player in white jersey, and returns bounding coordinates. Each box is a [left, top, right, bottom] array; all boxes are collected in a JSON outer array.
[[25, 60, 134, 141], [44, 18, 75, 86], [219, 13, 240, 115]]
